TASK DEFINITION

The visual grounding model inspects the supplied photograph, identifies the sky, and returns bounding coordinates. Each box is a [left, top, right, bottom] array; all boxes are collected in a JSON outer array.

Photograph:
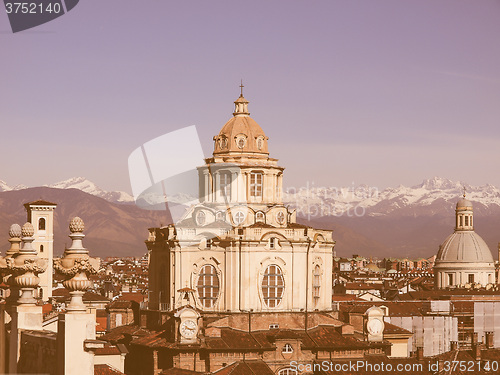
[[1, 0, 499, 194]]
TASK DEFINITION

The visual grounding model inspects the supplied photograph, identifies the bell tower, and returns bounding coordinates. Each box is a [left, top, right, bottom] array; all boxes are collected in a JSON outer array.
[[24, 200, 57, 301]]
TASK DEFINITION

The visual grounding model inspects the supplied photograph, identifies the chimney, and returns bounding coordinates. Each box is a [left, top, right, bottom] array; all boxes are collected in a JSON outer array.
[[473, 344, 482, 360], [416, 346, 424, 361], [450, 341, 458, 351], [471, 332, 478, 345], [486, 332, 494, 349]]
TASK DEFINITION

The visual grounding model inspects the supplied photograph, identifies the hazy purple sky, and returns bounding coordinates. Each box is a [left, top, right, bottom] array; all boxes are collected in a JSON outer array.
[[1, 1, 499, 193]]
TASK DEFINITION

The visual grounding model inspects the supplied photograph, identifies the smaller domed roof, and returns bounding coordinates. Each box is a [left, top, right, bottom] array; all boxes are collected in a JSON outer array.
[[436, 231, 493, 263], [456, 197, 473, 209], [213, 93, 269, 156]]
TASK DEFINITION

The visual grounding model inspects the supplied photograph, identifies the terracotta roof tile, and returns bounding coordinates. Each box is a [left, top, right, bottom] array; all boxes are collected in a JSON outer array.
[[160, 368, 204, 374], [94, 364, 124, 375], [24, 199, 57, 206], [383, 322, 412, 335], [212, 360, 274, 375], [100, 324, 151, 344]]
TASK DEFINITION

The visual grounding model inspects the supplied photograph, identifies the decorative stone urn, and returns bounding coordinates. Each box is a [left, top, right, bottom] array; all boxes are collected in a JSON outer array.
[[54, 217, 100, 312], [0, 224, 23, 305], [4, 223, 48, 305]]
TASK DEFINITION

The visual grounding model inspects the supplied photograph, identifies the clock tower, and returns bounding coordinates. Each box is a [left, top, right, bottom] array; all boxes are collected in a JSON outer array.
[[175, 306, 200, 345], [365, 306, 385, 342]]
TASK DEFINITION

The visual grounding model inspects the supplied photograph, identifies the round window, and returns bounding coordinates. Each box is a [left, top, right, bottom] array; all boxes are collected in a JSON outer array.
[[234, 211, 246, 225], [196, 211, 206, 225], [236, 136, 246, 149]]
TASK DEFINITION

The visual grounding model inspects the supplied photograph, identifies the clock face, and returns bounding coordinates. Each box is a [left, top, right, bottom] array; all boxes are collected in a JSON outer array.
[[367, 319, 383, 335], [180, 319, 197, 339]]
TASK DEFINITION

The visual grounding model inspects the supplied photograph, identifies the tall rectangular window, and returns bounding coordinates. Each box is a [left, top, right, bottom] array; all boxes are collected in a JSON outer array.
[[220, 172, 231, 200], [468, 274, 474, 284], [250, 172, 263, 197]]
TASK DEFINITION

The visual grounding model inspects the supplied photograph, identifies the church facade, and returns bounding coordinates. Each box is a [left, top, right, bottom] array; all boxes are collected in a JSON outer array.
[[147, 90, 335, 314]]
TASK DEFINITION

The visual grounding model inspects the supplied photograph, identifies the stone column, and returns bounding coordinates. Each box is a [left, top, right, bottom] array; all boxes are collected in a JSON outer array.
[[54, 217, 100, 375]]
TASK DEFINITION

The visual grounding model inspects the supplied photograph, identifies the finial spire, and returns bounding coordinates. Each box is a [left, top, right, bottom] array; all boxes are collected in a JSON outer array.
[[240, 80, 244, 97], [463, 185, 466, 198]]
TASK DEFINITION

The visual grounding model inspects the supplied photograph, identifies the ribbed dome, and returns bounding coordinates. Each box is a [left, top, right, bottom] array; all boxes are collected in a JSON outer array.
[[213, 94, 269, 156], [436, 231, 493, 263]]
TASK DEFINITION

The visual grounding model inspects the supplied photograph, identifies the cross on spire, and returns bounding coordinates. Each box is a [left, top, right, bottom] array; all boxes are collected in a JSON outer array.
[[240, 80, 244, 97], [463, 185, 467, 198]]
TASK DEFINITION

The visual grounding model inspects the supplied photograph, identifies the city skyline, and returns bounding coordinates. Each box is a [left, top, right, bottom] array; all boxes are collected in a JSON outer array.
[[1, 1, 499, 194]]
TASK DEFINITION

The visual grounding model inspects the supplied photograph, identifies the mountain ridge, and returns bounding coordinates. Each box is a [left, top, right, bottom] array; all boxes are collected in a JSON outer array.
[[1, 177, 499, 259]]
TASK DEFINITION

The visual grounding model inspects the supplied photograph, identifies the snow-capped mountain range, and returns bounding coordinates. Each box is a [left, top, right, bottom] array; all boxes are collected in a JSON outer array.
[[0, 177, 134, 203], [1, 176, 500, 216], [284, 177, 500, 217]]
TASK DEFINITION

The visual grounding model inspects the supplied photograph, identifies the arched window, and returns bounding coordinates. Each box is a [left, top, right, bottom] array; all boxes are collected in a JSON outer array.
[[262, 264, 284, 308], [40, 245, 44, 253], [256, 137, 264, 150], [197, 265, 219, 308], [39, 218, 46, 231], [218, 136, 227, 149], [282, 343, 293, 353], [255, 212, 265, 223], [278, 368, 297, 375], [196, 211, 206, 226], [313, 265, 321, 302]]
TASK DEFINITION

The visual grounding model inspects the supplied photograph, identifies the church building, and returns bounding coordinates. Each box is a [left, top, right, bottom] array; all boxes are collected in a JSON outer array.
[[132, 89, 396, 375], [147, 88, 335, 314], [434, 195, 495, 288]]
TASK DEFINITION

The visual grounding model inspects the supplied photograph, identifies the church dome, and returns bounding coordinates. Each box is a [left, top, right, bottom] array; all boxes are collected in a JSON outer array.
[[213, 88, 269, 156], [436, 231, 493, 263], [434, 195, 495, 288], [456, 197, 473, 209]]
